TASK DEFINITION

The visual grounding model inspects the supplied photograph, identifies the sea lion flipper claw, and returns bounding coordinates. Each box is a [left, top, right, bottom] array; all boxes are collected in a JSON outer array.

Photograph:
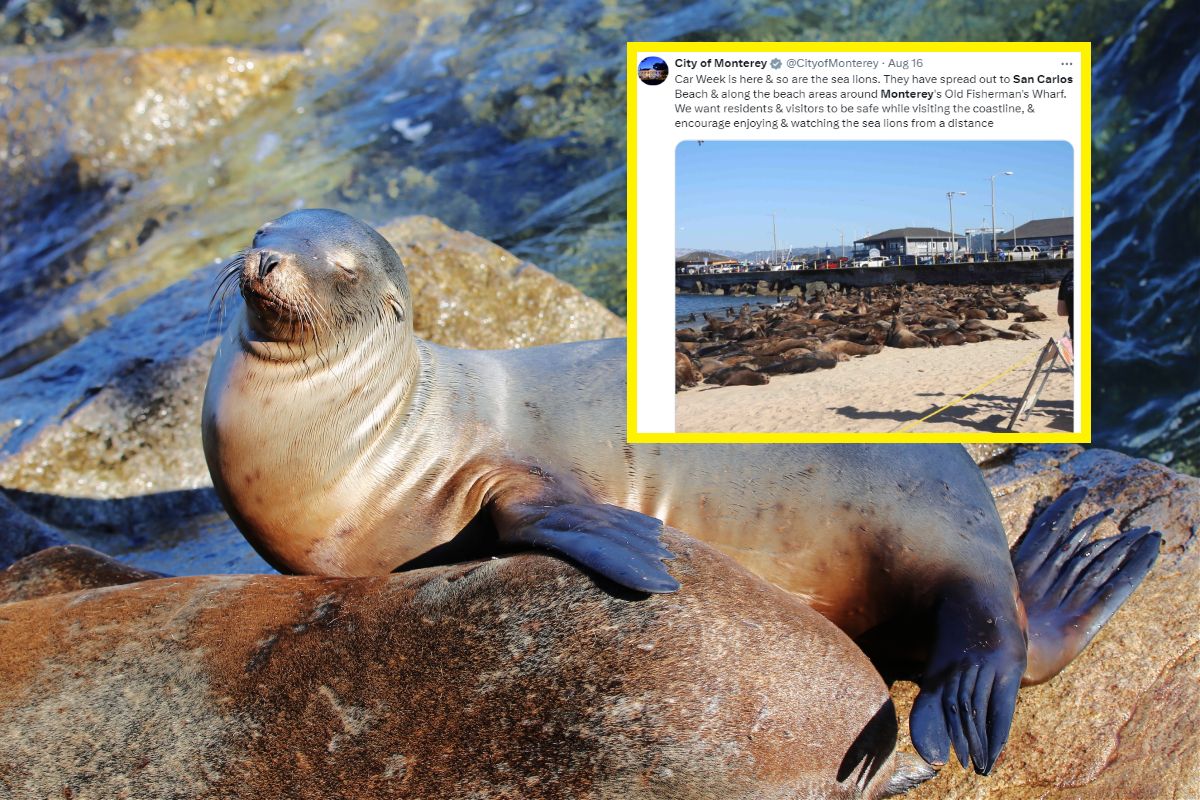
[[909, 684, 949, 768], [496, 502, 680, 594], [1016, 489, 1161, 684], [912, 593, 1026, 775]]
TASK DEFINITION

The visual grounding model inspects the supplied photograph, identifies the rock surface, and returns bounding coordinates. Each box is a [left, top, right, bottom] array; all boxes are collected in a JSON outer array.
[[896, 445, 1199, 799], [0, 491, 68, 568], [378, 216, 625, 349], [0, 45, 307, 382], [0, 46, 302, 197], [0, 530, 922, 800]]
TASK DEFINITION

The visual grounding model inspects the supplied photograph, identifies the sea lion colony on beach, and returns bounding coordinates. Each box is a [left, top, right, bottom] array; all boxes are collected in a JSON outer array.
[[676, 284, 1052, 390]]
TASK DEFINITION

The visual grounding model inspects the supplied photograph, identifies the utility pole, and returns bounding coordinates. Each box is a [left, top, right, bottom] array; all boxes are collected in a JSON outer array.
[[946, 191, 966, 262], [769, 212, 778, 265], [989, 171, 1013, 254]]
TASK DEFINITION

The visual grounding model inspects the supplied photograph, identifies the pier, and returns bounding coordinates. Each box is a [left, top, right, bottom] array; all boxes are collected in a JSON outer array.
[[675, 259, 1072, 295]]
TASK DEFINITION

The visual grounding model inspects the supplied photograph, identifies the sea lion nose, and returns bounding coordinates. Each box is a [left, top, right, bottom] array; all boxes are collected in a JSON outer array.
[[258, 250, 282, 279]]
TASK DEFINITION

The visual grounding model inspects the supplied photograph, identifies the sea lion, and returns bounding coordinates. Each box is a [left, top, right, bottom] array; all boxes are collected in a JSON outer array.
[[0, 531, 935, 799], [697, 357, 728, 377], [709, 367, 769, 387], [884, 316, 930, 349], [203, 210, 1158, 775], [819, 340, 882, 357], [703, 365, 765, 386], [1009, 322, 1039, 338], [758, 352, 838, 374], [744, 337, 811, 357], [675, 351, 701, 392], [931, 330, 967, 347], [0, 545, 160, 604]]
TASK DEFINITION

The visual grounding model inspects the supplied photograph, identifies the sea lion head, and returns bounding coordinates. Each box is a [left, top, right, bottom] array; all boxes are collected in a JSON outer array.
[[222, 208, 412, 345]]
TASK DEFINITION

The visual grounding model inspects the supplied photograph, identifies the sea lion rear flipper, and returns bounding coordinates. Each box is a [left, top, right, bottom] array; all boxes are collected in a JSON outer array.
[[908, 599, 1024, 776], [1012, 485, 1161, 684], [493, 500, 680, 594]]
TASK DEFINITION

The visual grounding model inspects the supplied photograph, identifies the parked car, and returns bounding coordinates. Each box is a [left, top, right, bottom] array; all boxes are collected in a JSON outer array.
[[851, 255, 889, 268], [1004, 245, 1041, 261], [1038, 246, 1074, 260]]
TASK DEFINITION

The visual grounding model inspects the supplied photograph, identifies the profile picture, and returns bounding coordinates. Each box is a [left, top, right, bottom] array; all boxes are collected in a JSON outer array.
[[637, 56, 668, 86]]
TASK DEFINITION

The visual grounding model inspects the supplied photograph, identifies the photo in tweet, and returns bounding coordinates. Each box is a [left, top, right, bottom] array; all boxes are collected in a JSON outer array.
[[628, 42, 1089, 444]]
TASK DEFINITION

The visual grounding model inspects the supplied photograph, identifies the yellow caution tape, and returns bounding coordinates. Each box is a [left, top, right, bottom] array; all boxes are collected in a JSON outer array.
[[894, 345, 1046, 433]]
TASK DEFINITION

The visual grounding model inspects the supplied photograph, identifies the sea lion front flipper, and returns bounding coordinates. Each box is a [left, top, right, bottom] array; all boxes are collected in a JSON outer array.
[[909, 591, 1025, 775], [1013, 486, 1161, 684], [492, 499, 680, 594]]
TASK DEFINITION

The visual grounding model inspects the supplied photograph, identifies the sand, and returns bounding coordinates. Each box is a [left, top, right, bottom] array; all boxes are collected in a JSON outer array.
[[675, 289, 1075, 434]]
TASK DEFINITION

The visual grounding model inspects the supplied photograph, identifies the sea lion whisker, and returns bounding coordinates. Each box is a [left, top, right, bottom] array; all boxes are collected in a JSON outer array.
[[208, 258, 246, 333]]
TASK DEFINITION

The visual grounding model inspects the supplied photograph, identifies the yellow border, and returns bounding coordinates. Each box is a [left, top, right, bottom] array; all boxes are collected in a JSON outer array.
[[627, 41, 1091, 444]]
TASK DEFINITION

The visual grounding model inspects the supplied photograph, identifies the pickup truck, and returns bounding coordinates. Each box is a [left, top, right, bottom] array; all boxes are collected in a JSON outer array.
[[1004, 245, 1041, 261], [851, 256, 889, 268]]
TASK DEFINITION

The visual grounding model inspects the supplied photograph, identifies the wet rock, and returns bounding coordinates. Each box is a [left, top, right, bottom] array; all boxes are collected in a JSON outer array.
[[0, 46, 302, 202], [0, 531, 923, 800], [897, 445, 1199, 799], [0, 268, 220, 499], [378, 216, 625, 349], [0, 491, 68, 568], [0, 218, 622, 501], [0, 0, 188, 46], [0, 45, 305, 379], [963, 443, 1015, 465], [0, 544, 159, 604]]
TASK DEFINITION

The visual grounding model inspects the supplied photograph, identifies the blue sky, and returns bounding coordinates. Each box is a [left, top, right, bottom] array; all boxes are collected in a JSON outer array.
[[675, 140, 1073, 252]]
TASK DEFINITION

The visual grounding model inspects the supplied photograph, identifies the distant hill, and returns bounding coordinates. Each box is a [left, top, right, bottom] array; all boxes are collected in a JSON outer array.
[[675, 250, 739, 264], [675, 247, 743, 259]]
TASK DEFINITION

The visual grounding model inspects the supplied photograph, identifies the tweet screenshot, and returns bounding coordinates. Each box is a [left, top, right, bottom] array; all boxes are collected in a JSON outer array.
[[628, 43, 1089, 444]]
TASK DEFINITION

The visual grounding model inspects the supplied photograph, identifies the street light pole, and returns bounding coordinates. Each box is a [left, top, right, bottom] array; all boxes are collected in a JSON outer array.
[[770, 212, 778, 265], [946, 191, 966, 262], [989, 171, 1013, 254]]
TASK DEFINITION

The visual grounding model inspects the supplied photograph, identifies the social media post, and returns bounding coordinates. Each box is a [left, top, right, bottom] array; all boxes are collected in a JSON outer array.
[[627, 43, 1089, 443]]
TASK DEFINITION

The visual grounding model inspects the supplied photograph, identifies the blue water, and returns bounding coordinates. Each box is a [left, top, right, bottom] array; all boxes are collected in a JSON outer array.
[[675, 294, 787, 327], [1090, 0, 1200, 466]]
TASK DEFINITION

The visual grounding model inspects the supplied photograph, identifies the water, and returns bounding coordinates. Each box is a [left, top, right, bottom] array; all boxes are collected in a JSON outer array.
[[1090, 0, 1200, 469], [0, 0, 1198, 575], [675, 293, 787, 327]]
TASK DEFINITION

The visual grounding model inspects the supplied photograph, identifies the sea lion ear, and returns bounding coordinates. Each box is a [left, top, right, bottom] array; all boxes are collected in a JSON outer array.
[[387, 294, 406, 323]]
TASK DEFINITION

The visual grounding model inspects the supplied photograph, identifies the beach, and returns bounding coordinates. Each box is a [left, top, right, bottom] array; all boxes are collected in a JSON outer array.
[[675, 288, 1074, 434]]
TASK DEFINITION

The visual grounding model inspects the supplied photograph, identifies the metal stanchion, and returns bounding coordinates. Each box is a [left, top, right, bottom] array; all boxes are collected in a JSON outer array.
[[1006, 334, 1073, 431]]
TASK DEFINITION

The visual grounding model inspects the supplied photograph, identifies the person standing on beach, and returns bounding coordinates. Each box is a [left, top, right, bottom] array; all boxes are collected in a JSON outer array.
[[1057, 271, 1074, 339]]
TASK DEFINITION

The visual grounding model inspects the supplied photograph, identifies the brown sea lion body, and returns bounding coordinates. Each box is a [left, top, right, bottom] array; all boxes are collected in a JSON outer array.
[[0, 532, 934, 800], [819, 340, 882, 357], [885, 317, 930, 349], [675, 351, 701, 391]]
